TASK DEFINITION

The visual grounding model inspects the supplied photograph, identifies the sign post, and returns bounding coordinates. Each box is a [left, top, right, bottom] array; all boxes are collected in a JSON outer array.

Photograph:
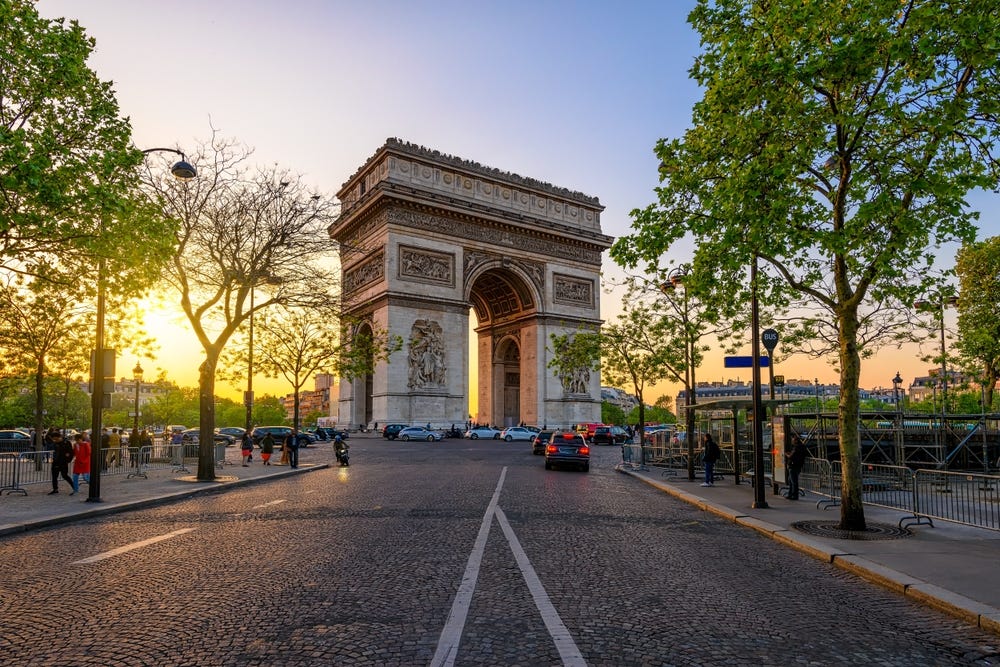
[[761, 329, 778, 401]]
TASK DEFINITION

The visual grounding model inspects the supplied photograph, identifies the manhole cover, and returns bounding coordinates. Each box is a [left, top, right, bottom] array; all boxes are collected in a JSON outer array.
[[792, 520, 911, 540]]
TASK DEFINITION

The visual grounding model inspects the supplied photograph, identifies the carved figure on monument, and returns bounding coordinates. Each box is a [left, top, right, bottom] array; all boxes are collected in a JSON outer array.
[[407, 319, 447, 389]]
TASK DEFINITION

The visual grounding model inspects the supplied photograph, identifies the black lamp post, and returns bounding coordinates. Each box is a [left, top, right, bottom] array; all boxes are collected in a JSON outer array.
[[661, 266, 697, 481], [88, 148, 196, 502], [750, 254, 768, 508], [892, 371, 904, 466], [132, 361, 143, 435], [245, 284, 256, 437]]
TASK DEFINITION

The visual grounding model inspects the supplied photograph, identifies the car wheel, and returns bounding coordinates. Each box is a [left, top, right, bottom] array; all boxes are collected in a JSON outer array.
[[493, 434, 500, 439], [401, 435, 410, 441], [426, 435, 434, 441], [471, 434, 478, 439], [581, 463, 590, 472], [544, 460, 552, 470]]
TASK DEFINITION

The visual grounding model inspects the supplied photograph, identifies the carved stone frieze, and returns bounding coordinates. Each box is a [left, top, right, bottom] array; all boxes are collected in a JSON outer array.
[[398, 245, 454, 286], [553, 273, 594, 308], [464, 250, 544, 294], [408, 319, 446, 389], [344, 251, 385, 294]]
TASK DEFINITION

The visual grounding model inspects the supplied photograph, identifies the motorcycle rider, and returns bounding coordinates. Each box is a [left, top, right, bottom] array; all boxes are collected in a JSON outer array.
[[334, 435, 349, 466]]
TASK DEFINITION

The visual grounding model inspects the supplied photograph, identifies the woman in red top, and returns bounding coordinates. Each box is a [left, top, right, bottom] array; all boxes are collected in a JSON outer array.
[[72, 433, 91, 493]]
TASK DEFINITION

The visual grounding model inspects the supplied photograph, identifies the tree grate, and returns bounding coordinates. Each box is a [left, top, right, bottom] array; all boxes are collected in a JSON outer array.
[[792, 519, 912, 540]]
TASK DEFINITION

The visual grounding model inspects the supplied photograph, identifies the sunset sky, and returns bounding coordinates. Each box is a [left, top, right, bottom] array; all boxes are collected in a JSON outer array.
[[36, 1, 1000, 406]]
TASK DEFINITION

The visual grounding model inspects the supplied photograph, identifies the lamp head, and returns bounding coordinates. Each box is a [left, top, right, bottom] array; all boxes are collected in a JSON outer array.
[[893, 371, 902, 386], [133, 362, 144, 379], [170, 159, 197, 180]]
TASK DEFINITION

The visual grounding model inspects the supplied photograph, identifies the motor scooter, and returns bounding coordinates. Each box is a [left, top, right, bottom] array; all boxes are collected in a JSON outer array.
[[335, 443, 350, 466]]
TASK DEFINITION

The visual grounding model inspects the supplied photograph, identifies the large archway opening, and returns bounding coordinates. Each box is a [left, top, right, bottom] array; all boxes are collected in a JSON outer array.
[[468, 267, 539, 428]]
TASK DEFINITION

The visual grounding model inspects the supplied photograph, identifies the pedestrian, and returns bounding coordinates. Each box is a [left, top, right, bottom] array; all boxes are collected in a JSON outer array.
[[46, 429, 75, 495], [106, 427, 121, 469], [260, 432, 274, 466], [785, 435, 808, 500], [284, 430, 299, 469], [241, 432, 253, 466], [72, 433, 91, 492], [700, 433, 720, 487]]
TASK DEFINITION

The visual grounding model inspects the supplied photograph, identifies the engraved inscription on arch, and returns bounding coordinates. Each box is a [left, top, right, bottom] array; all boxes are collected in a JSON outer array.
[[553, 274, 594, 308], [398, 245, 454, 286]]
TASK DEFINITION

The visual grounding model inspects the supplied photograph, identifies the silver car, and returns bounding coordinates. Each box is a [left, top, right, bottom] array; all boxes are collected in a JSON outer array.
[[397, 426, 443, 442]]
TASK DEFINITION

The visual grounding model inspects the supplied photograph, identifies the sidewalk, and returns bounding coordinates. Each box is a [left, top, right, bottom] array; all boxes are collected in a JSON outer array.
[[0, 447, 330, 536], [618, 463, 1000, 637]]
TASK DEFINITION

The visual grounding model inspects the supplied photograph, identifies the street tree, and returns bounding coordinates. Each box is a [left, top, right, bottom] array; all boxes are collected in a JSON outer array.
[[612, 1, 1000, 530], [1, 1, 175, 288], [144, 133, 340, 480], [954, 237, 1000, 409]]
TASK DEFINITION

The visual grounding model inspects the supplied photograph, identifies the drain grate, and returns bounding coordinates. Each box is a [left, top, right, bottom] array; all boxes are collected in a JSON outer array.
[[792, 520, 911, 541]]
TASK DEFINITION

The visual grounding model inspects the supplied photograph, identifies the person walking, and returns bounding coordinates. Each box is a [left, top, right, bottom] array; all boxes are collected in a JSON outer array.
[[260, 433, 274, 466], [700, 433, 720, 487], [46, 429, 75, 495], [284, 430, 300, 469], [785, 435, 808, 500], [72, 433, 91, 492], [240, 432, 253, 466], [106, 427, 121, 469]]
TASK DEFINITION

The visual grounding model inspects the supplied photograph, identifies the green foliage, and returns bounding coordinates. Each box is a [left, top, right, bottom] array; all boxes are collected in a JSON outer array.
[[601, 402, 626, 425], [954, 237, 1000, 408], [612, 0, 1000, 530], [627, 405, 676, 426]]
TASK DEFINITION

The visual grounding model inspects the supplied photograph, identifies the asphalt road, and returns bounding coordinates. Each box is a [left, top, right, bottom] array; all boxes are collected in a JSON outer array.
[[2, 437, 998, 666]]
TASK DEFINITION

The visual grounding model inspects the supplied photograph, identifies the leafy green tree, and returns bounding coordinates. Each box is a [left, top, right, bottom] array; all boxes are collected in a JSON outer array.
[[613, 1, 1000, 530], [601, 402, 626, 426], [954, 237, 1000, 409], [251, 395, 288, 426], [144, 134, 340, 480]]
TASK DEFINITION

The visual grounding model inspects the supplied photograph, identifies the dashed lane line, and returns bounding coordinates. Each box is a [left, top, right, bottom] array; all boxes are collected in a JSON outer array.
[[71, 528, 197, 564], [252, 499, 288, 509]]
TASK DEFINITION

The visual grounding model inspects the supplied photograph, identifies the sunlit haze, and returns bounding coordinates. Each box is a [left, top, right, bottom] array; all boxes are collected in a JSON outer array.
[[37, 0, 1000, 406]]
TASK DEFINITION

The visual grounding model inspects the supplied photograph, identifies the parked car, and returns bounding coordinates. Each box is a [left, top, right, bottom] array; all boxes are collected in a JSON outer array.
[[250, 426, 309, 448], [592, 425, 631, 446], [217, 427, 246, 445], [0, 429, 33, 453], [499, 426, 536, 442], [544, 432, 590, 472], [464, 426, 500, 440], [382, 424, 407, 440], [531, 430, 555, 455], [181, 428, 235, 446], [397, 426, 443, 442]]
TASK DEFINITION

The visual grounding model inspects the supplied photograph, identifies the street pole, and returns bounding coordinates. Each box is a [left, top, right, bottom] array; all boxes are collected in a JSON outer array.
[[132, 361, 143, 435], [245, 285, 255, 436], [750, 255, 767, 508]]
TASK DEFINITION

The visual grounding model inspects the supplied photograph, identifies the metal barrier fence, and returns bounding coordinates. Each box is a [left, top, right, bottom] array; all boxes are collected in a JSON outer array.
[[0, 444, 229, 495]]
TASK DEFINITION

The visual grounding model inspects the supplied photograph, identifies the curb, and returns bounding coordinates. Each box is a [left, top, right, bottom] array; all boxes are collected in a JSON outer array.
[[0, 463, 329, 537], [618, 466, 1000, 637]]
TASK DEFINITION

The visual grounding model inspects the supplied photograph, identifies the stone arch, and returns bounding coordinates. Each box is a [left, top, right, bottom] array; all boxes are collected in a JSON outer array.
[[330, 139, 610, 430]]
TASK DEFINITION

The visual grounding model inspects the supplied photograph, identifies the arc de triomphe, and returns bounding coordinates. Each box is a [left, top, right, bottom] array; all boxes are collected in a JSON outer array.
[[330, 139, 611, 430]]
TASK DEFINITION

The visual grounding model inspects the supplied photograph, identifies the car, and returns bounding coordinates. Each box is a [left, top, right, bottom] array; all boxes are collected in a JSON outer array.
[[0, 429, 33, 452], [544, 431, 590, 472], [499, 426, 536, 442], [397, 426, 443, 442], [593, 425, 631, 446], [217, 427, 246, 445], [181, 428, 235, 446], [531, 430, 555, 455], [0, 429, 32, 441], [250, 426, 309, 449], [382, 424, 408, 440], [465, 426, 500, 440]]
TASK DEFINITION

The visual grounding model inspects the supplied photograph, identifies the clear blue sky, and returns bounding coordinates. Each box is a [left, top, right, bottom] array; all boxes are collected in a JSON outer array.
[[36, 1, 1000, 401]]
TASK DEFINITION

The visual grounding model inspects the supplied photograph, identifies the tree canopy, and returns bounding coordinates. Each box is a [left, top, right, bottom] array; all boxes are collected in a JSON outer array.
[[612, 0, 1000, 530]]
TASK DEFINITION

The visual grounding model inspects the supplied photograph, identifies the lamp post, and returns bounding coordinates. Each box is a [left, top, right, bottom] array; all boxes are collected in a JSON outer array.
[[88, 148, 195, 502], [661, 266, 697, 481], [132, 361, 143, 435], [750, 254, 768, 508], [245, 284, 256, 436], [892, 371, 904, 466]]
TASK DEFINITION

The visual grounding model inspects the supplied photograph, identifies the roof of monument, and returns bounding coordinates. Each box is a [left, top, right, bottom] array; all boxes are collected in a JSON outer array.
[[341, 138, 603, 209]]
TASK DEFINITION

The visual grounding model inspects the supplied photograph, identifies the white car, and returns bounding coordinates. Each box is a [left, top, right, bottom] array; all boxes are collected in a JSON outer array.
[[465, 426, 500, 440], [397, 426, 443, 442], [499, 426, 536, 442]]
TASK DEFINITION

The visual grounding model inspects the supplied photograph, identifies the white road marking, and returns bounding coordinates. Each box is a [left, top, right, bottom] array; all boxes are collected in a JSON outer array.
[[430, 467, 507, 667], [72, 528, 197, 564], [431, 469, 587, 666], [253, 499, 288, 509], [495, 507, 587, 666]]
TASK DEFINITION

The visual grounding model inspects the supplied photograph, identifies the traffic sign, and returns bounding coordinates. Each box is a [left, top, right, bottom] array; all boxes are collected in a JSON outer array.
[[724, 356, 771, 368], [761, 328, 779, 353], [773, 375, 785, 386]]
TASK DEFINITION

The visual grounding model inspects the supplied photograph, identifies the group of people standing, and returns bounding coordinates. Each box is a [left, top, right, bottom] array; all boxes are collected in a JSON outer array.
[[239, 431, 297, 468], [698, 431, 808, 500], [44, 428, 91, 495]]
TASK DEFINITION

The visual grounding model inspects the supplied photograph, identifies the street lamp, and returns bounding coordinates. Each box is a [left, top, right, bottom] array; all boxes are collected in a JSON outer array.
[[132, 361, 143, 435], [749, 254, 768, 508], [914, 294, 958, 414], [88, 148, 196, 503], [892, 371, 903, 465], [660, 266, 697, 481]]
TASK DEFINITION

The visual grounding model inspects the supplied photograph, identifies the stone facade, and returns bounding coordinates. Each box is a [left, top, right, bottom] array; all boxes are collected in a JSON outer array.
[[330, 139, 611, 429]]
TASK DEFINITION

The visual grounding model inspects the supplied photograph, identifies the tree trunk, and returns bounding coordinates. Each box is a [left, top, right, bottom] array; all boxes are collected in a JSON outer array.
[[197, 352, 219, 481], [837, 307, 867, 531]]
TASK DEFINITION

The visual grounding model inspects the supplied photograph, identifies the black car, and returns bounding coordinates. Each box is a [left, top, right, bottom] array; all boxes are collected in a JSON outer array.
[[592, 425, 630, 446], [544, 432, 590, 472], [382, 424, 407, 440], [250, 426, 309, 448], [531, 430, 555, 455], [180, 428, 235, 446]]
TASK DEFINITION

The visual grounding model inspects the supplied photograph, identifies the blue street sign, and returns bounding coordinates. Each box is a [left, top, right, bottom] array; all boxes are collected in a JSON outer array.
[[724, 356, 771, 368]]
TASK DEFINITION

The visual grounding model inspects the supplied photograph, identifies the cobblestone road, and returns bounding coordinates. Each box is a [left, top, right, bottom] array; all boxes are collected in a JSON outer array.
[[1, 438, 998, 665]]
